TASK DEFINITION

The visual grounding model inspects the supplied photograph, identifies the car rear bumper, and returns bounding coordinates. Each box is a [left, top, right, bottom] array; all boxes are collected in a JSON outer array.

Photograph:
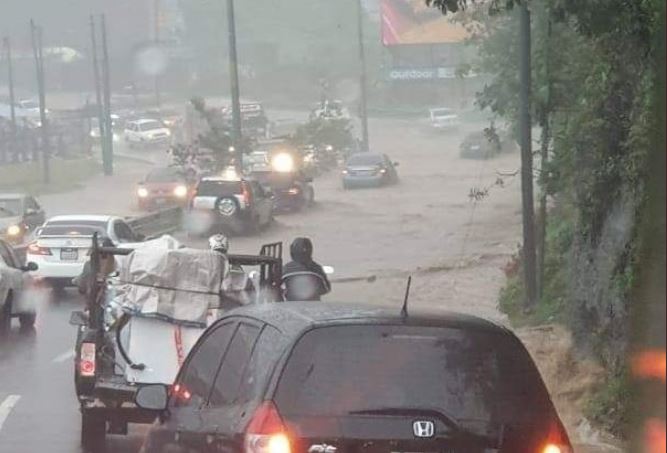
[[343, 175, 384, 187], [273, 192, 305, 210], [27, 256, 85, 279]]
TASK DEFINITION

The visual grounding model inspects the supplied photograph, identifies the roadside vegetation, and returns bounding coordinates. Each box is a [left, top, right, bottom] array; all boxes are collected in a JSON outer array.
[[0, 156, 99, 195], [429, 0, 664, 439]]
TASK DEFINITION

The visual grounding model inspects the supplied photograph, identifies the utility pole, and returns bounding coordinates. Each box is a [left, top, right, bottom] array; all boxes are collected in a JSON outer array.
[[100, 14, 113, 175], [518, 4, 537, 309], [356, 0, 370, 152], [90, 16, 107, 171], [3, 37, 16, 163], [30, 20, 50, 184], [153, 0, 162, 110], [225, 0, 243, 171], [536, 11, 552, 298]]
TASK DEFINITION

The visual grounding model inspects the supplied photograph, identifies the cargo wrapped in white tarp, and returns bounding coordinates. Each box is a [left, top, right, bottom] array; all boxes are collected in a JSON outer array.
[[117, 247, 228, 327]]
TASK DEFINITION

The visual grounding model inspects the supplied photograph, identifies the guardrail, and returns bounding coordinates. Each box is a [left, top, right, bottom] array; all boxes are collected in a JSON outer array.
[[12, 207, 183, 264]]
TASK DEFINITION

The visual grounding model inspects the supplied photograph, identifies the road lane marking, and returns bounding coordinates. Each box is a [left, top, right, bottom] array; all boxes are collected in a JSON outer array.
[[52, 350, 75, 363], [0, 395, 21, 430]]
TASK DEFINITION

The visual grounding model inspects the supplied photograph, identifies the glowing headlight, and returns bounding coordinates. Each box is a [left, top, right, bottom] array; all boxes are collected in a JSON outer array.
[[272, 153, 294, 173], [7, 224, 22, 236], [173, 185, 188, 198], [303, 154, 314, 163], [137, 187, 149, 198]]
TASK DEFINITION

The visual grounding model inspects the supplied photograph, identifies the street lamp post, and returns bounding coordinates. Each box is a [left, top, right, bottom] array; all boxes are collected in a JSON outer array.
[[357, 0, 370, 152], [226, 0, 243, 172]]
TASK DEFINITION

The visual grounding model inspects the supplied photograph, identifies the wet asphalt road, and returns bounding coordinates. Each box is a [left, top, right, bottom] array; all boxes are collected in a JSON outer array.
[[0, 116, 525, 452], [0, 288, 146, 452]]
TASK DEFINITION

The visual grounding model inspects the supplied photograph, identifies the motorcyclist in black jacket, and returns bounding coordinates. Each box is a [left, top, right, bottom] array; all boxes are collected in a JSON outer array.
[[282, 237, 331, 301]]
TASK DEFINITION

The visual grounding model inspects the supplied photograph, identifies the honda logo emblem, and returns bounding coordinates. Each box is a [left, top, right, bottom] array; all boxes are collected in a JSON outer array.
[[413, 420, 435, 438]]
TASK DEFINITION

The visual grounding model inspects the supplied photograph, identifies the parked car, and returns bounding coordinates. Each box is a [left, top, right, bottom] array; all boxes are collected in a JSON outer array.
[[135, 302, 573, 453], [0, 193, 46, 244], [137, 167, 195, 210], [124, 119, 172, 148], [0, 238, 38, 332], [429, 107, 460, 130], [342, 152, 399, 189], [190, 171, 273, 236], [26, 215, 145, 290]]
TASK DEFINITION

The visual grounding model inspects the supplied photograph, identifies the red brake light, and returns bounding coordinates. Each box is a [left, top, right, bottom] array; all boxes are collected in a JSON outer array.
[[27, 242, 51, 256], [541, 421, 573, 453], [245, 401, 291, 453], [170, 383, 192, 403], [80, 342, 96, 377]]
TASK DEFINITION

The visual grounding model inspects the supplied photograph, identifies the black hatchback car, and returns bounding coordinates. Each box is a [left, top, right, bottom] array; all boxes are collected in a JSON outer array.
[[136, 303, 571, 453]]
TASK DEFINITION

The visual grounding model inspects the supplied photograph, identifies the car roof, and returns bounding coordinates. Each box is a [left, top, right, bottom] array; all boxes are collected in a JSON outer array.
[[220, 302, 509, 338], [46, 215, 116, 223]]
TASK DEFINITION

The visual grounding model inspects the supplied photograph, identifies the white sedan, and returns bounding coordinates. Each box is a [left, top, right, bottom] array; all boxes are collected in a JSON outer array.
[[26, 215, 144, 290], [124, 119, 172, 147]]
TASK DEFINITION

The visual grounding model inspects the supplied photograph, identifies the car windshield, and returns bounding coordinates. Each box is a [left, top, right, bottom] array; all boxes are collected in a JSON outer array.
[[145, 168, 183, 183], [276, 325, 552, 431], [431, 108, 454, 117], [139, 120, 163, 131], [20, 100, 38, 109], [346, 154, 383, 166], [0, 199, 21, 217], [196, 180, 242, 196]]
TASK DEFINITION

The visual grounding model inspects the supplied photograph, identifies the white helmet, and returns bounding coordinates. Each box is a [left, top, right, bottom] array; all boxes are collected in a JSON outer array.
[[208, 234, 229, 254]]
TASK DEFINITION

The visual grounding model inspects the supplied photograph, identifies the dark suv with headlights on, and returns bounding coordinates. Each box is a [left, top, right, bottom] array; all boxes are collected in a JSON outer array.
[[251, 170, 314, 212], [342, 152, 399, 189], [135, 302, 572, 453], [136, 167, 194, 211], [189, 174, 273, 236]]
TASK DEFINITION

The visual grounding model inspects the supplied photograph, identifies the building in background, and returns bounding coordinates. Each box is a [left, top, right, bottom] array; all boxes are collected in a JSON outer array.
[[375, 0, 482, 109]]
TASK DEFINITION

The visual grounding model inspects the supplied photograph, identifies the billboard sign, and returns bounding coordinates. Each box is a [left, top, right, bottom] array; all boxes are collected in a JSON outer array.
[[381, 0, 469, 46]]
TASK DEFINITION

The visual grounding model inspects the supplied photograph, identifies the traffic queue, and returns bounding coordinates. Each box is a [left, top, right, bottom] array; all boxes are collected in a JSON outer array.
[[0, 100, 573, 453]]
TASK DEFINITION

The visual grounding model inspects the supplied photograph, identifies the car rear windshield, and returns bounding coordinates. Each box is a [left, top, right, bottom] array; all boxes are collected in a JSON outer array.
[[146, 168, 183, 183], [139, 120, 163, 131], [275, 325, 552, 427], [347, 154, 383, 166], [196, 180, 242, 196], [40, 221, 106, 236]]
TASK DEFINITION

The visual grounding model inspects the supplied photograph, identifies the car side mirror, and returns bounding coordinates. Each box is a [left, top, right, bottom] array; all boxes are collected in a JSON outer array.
[[69, 310, 89, 326], [21, 262, 38, 272], [135, 384, 169, 411]]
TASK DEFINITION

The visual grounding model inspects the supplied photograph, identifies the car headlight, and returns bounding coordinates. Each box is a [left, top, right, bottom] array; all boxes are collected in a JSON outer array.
[[6, 224, 22, 236], [174, 185, 188, 198], [137, 187, 149, 198], [272, 153, 294, 173]]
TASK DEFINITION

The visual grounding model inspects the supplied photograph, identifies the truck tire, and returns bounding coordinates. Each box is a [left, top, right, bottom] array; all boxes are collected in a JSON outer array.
[[0, 294, 12, 335], [81, 411, 106, 452], [18, 312, 36, 329]]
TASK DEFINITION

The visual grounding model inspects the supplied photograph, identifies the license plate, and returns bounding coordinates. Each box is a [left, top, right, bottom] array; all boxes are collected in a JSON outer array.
[[60, 248, 78, 261], [154, 198, 168, 205]]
